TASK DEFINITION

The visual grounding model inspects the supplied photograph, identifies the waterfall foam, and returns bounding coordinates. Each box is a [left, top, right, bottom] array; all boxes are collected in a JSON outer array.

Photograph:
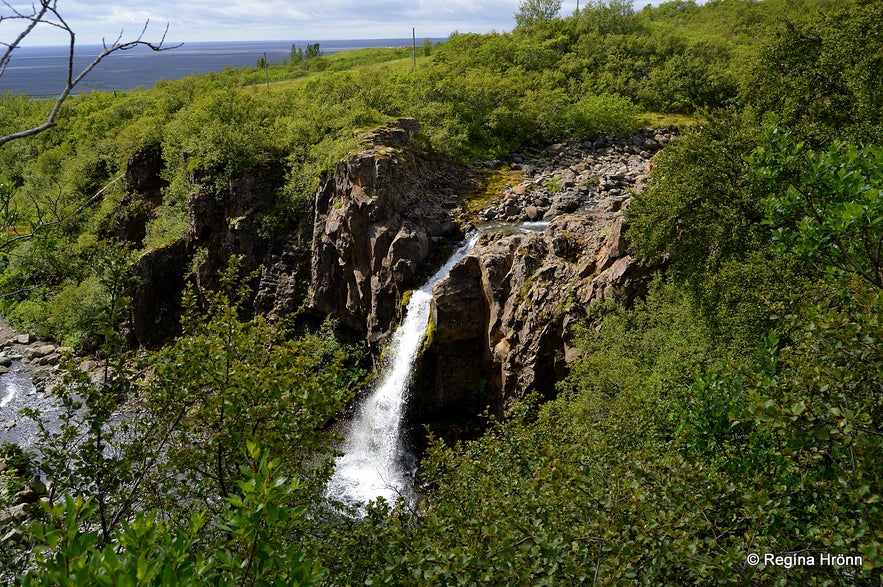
[[326, 233, 479, 509]]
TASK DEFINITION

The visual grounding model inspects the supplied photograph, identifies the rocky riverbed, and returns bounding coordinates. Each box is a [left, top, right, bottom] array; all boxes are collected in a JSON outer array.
[[473, 128, 670, 223], [0, 319, 111, 448], [0, 321, 65, 448]]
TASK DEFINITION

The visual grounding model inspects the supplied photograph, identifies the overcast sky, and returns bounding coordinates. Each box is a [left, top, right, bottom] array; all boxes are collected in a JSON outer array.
[[5, 1, 665, 46]]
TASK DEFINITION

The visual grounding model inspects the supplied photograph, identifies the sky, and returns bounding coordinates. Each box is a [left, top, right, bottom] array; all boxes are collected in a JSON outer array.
[[3, 0, 665, 46]]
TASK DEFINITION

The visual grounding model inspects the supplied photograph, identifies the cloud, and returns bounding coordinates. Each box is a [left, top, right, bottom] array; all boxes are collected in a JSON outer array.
[[6, 0, 664, 46]]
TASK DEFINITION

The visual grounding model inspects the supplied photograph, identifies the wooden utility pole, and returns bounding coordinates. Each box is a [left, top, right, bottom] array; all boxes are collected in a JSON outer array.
[[263, 52, 270, 92], [412, 27, 417, 70]]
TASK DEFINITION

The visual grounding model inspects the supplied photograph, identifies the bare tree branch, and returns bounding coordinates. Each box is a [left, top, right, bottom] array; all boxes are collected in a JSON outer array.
[[0, 173, 123, 253], [0, 0, 53, 76], [0, 0, 180, 147]]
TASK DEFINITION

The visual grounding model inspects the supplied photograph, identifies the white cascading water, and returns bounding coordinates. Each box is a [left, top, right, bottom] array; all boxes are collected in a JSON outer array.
[[326, 233, 479, 509]]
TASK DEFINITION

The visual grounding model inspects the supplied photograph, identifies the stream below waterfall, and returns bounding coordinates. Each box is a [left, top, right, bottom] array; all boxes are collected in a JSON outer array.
[[0, 362, 61, 449]]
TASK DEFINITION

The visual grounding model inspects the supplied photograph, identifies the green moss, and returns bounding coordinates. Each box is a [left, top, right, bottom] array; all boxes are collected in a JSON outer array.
[[399, 289, 413, 314], [465, 166, 525, 218]]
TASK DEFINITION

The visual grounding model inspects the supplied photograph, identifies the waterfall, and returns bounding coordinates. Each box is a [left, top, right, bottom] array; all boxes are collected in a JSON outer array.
[[326, 233, 479, 509]]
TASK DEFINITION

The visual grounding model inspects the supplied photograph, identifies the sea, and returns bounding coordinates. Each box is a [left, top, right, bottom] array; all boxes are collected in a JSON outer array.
[[0, 39, 438, 97]]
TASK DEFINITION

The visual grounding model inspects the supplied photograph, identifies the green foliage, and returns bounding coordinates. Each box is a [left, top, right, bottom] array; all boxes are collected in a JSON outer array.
[[3, 2, 882, 582], [628, 109, 767, 287], [1, 241, 136, 347], [142, 258, 357, 514], [515, 0, 562, 28], [565, 92, 641, 137], [20, 447, 326, 586], [746, 0, 883, 144], [311, 5, 883, 581], [751, 125, 883, 289], [163, 88, 275, 196], [0, 0, 849, 349], [290, 42, 322, 66], [13, 260, 360, 581], [0, 442, 33, 507], [140, 199, 190, 251]]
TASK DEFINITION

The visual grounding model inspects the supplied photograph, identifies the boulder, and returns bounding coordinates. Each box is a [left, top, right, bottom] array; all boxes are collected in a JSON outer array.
[[0, 503, 27, 530], [22, 347, 42, 360], [12, 489, 40, 506]]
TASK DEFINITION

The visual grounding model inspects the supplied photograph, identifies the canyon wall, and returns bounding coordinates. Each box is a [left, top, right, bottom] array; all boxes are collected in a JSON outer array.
[[411, 133, 665, 425], [124, 118, 666, 427], [125, 118, 470, 347]]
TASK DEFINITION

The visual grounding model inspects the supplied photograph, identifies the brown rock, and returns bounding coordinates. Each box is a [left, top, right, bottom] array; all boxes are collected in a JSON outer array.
[[596, 195, 627, 213], [12, 489, 40, 506], [22, 347, 42, 360], [0, 503, 27, 530], [414, 208, 648, 424], [309, 119, 469, 343]]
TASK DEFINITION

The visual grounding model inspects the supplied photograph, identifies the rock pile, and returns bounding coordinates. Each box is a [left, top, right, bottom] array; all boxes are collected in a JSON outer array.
[[475, 129, 671, 223], [0, 334, 68, 393], [0, 321, 108, 395]]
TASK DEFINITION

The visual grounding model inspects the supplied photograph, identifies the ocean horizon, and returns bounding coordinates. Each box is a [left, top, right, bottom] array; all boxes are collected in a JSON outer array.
[[1, 38, 442, 97]]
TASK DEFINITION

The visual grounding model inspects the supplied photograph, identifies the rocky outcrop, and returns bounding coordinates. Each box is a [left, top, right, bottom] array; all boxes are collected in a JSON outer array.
[[127, 118, 472, 347], [310, 119, 470, 342], [411, 132, 667, 424], [113, 145, 169, 246], [187, 164, 284, 294], [475, 129, 669, 223], [128, 160, 295, 346], [130, 239, 190, 347], [414, 206, 647, 421]]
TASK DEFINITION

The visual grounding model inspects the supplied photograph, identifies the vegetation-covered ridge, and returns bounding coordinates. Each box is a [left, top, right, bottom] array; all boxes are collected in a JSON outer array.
[[0, 0, 881, 584]]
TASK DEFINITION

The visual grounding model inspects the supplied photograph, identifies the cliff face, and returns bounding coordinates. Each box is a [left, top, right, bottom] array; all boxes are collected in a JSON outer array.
[[410, 132, 668, 426], [413, 201, 646, 423], [126, 118, 470, 347], [124, 117, 663, 429], [127, 155, 298, 347], [309, 120, 469, 342]]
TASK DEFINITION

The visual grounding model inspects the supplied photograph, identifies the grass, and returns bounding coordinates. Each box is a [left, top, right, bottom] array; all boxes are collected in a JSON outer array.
[[465, 166, 525, 217], [638, 111, 700, 129], [244, 48, 435, 94]]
